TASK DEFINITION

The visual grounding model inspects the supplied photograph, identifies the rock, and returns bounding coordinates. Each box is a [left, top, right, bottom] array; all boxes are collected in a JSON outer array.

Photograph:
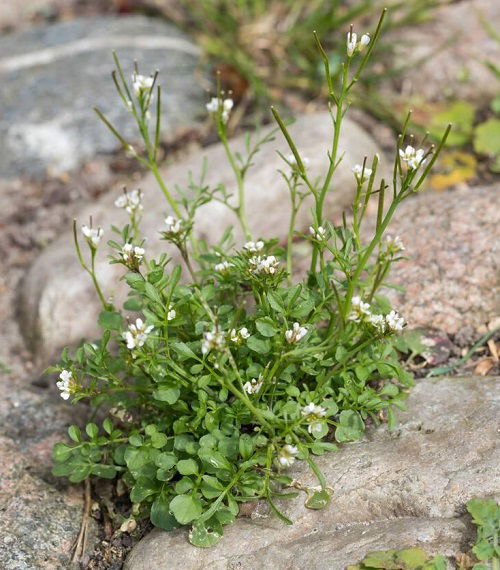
[[124, 375, 499, 570], [0, 434, 99, 570], [0, 16, 203, 179], [368, 184, 500, 335], [0, 0, 56, 31], [20, 111, 384, 362], [384, 0, 500, 103]]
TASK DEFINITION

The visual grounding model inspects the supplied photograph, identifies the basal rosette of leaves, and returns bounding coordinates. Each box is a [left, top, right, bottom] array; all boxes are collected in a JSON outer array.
[[50, 12, 451, 547]]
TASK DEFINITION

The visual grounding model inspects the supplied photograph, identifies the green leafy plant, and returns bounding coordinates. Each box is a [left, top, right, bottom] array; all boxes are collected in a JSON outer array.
[[467, 498, 500, 570], [347, 547, 447, 570], [50, 13, 450, 547]]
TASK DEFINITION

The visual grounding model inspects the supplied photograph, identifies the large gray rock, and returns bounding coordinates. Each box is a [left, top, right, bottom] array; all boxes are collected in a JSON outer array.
[[384, 0, 500, 103], [125, 376, 499, 570], [366, 184, 500, 335], [0, 16, 203, 179], [20, 112, 384, 361]]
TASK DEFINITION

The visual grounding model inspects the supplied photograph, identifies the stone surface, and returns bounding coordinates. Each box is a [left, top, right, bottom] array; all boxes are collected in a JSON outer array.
[[0, 16, 203, 179], [385, 0, 500, 103], [0, 0, 58, 30], [125, 375, 499, 570], [20, 111, 384, 361], [366, 184, 500, 335], [0, 432, 98, 570]]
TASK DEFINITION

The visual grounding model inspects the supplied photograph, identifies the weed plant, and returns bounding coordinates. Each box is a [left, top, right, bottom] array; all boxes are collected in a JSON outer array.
[[51, 13, 450, 546]]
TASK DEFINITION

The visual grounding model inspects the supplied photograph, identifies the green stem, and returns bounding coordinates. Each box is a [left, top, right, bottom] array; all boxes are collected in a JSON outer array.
[[149, 161, 182, 218]]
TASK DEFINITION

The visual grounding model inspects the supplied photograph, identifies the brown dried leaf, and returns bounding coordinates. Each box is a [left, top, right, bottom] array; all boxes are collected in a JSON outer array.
[[474, 357, 494, 376], [487, 338, 499, 362]]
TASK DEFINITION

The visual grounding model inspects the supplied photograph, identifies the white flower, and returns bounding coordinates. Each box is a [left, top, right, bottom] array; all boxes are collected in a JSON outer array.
[[278, 444, 298, 468], [301, 402, 326, 419], [368, 313, 386, 333], [285, 322, 308, 344], [352, 164, 373, 183], [214, 260, 234, 273], [243, 375, 263, 395], [122, 243, 145, 266], [385, 235, 405, 253], [230, 327, 250, 343], [399, 145, 426, 170], [309, 226, 327, 241], [348, 296, 372, 323], [347, 31, 370, 57], [132, 73, 154, 97], [123, 318, 154, 350], [201, 329, 225, 355], [56, 369, 73, 400], [243, 240, 264, 253], [81, 225, 103, 247], [249, 255, 280, 275], [164, 216, 183, 236], [347, 32, 358, 57], [114, 189, 143, 215], [385, 310, 405, 332], [206, 97, 234, 123], [167, 305, 176, 321], [286, 154, 310, 169]]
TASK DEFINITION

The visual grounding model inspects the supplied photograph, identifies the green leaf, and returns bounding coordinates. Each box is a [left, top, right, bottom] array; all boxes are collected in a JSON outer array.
[[123, 298, 143, 311], [103, 418, 113, 435], [255, 317, 278, 337], [153, 385, 181, 405], [150, 432, 169, 449], [177, 459, 199, 476], [144, 282, 163, 305], [128, 434, 143, 447], [130, 480, 158, 502], [98, 310, 123, 331], [171, 342, 198, 361], [429, 101, 474, 146], [189, 520, 223, 547], [238, 434, 255, 461], [362, 550, 399, 569], [69, 465, 92, 483], [150, 496, 182, 531], [91, 464, 117, 479], [52, 443, 73, 462], [198, 449, 233, 471], [86, 423, 99, 439], [267, 291, 285, 314], [335, 410, 365, 443], [155, 453, 177, 470], [395, 547, 427, 568], [169, 494, 203, 525], [68, 425, 81, 443], [474, 119, 500, 156], [473, 540, 495, 561], [247, 335, 271, 355], [305, 489, 331, 510]]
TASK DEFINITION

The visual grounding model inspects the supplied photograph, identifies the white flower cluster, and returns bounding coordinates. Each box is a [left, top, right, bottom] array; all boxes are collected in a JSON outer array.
[[123, 318, 154, 350], [309, 225, 327, 241], [201, 329, 225, 355], [349, 296, 405, 333], [385, 235, 405, 254], [114, 189, 143, 215], [285, 322, 308, 344], [278, 444, 298, 468], [301, 402, 327, 434], [164, 216, 183, 236], [352, 164, 373, 183], [122, 243, 145, 266], [167, 304, 176, 321], [81, 225, 104, 247], [399, 145, 426, 170], [214, 260, 234, 273], [206, 97, 234, 123], [229, 327, 250, 343], [56, 370, 73, 400], [243, 240, 264, 253], [346, 31, 370, 57], [132, 73, 154, 98], [249, 255, 280, 275], [243, 375, 263, 395]]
